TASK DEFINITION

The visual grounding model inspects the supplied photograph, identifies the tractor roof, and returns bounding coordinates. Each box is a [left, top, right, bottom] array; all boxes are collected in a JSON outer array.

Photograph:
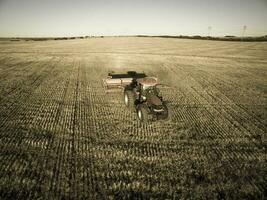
[[136, 77, 158, 86]]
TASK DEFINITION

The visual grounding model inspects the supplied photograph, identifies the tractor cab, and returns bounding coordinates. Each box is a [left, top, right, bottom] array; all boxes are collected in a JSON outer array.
[[136, 77, 159, 95]]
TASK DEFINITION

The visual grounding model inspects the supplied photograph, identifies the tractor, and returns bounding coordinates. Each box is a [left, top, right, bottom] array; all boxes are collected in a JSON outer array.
[[103, 71, 170, 122]]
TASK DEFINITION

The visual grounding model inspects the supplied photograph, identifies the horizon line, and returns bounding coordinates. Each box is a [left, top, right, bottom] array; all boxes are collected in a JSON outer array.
[[1, 34, 267, 39]]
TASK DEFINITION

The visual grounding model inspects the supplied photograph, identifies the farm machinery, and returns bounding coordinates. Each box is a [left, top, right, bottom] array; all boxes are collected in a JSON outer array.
[[103, 71, 171, 122]]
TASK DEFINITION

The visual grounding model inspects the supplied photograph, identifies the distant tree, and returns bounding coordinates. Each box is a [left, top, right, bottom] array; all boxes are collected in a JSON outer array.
[[193, 35, 202, 39], [225, 35, 236, 38]]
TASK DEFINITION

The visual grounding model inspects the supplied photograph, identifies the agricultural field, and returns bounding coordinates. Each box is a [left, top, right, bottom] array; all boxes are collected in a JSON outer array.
[[0, 37, 266, 199]]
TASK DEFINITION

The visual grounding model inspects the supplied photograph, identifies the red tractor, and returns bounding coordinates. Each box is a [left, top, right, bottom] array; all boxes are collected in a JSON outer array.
[[103, 71, 170, 122]]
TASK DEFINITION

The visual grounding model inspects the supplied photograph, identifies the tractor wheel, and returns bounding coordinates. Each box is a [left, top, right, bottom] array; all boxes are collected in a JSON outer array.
[[124, 90, 135, 109], [162, 103, 171, 121], [137, 105, 150, 122]]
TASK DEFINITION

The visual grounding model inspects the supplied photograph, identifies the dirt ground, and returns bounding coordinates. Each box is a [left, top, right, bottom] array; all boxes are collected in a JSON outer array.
[[0, 37, 266, 199]]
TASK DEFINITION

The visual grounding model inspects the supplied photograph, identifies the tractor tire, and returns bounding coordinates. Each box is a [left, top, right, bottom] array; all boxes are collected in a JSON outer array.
[[124, 90, 135, 109], [137, 105, 150, 122], [162, 103, 171, 121]]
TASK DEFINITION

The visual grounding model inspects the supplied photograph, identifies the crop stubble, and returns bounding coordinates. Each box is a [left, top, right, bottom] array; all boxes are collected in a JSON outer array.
[[0, 38, 266, 199]]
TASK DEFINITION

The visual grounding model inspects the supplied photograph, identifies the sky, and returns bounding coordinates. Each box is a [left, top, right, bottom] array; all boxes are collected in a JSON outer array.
[[0, 0, 267, 37]]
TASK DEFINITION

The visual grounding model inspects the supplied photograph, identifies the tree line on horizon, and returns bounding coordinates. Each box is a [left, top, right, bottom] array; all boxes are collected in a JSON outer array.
[[3, 35, 267, 42]]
